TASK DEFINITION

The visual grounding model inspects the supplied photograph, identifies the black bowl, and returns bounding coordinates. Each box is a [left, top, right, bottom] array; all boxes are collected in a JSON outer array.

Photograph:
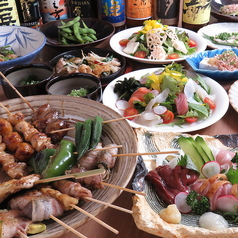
[[2, 63, 54, 99], [45, 73, 102, 102], [48, 48, 127, 87], [39, 18, 115, 48], [211, 0, 238, 22]]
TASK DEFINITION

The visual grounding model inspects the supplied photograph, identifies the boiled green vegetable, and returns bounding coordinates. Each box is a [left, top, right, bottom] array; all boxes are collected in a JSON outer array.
[[58, 16, 97, 45]]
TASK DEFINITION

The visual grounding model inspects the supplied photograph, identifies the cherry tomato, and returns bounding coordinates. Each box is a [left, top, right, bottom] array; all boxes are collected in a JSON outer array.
[[204, 97, 216, 109], [168, 53, 180, 59], [124, 107, 138, 120], [188, 39, 196, 47], [119, 39, 129, 47], [185, 117, 198, 123], [134, 51, 146, 58], [161, 110, 174, 124]]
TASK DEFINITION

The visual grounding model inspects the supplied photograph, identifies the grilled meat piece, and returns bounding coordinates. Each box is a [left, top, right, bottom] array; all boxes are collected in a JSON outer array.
[[14, 121, 54, 152], [0, 118, 13, 135], [32, 110, 59, 132], [14, 142, 35, 162], [9, 189, 64, 222], [52, 179, 93, 200], [31, 104, 51, 122], [0, 210, 31, 238], [0, 174, 40, 203], [8, 113, 25, 126], [3, 131, 23, 152], [44, 119, 70, 143]]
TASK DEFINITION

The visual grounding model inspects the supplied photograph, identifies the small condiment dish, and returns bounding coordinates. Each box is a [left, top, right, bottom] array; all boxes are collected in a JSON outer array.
[[1, 63, 53, 99], [45, 73, 102, 102]]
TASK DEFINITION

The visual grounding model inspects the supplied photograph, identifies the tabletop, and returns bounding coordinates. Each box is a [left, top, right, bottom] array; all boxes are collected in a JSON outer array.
[[1, 19, 238, 238]]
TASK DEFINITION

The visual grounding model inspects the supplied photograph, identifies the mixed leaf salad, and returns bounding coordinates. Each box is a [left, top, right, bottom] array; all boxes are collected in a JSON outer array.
[[114, 63, 216, 127], [119, 20, 197, 60]]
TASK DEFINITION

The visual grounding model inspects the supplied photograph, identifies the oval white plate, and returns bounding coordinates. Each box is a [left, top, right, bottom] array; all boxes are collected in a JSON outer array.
[[109, 26, 207, 64], [197, 22, 238, 49], [229, 80, 238, 113], [102, 68, 229, 133]]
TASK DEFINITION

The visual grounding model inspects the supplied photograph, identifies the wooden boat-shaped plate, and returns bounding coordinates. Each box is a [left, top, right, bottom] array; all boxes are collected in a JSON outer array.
[[0, 95, 138, 238]]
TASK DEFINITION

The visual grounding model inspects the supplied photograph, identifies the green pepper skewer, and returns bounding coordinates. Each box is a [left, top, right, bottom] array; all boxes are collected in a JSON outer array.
[[42, 140, 76, 178]]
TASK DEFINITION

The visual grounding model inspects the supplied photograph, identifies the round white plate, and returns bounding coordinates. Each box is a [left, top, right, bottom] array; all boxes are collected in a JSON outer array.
[[109, 26, 207, 64], [197, 22, 238, 49], [229, 80, 238, 113], [102, 68, 229, 133]]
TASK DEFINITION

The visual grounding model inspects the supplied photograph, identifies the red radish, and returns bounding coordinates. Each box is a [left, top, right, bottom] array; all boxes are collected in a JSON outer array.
[[174, 192, 192, 214], [201, 161, 221, 178], [153, 105, 167, 115], [216, 195, 238, 213], [115, 100, 130, 110]]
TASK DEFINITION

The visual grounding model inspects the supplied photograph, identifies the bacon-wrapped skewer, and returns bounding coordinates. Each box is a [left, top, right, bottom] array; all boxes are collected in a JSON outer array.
[[66, 143, 119, 189], [0, 209, 46, 238]]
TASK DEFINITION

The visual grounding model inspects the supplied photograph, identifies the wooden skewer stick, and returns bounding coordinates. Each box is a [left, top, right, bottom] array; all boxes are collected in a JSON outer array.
[[112, 150, 180, 157], [101, 182, 146, 196], [73, 145, 123, 154], [0, 102, 12, 115], [84, 196, 133, 214], [50, 114, 141, 134], [17, 231, 29, 238], [71, 204, 119, 234], [49, 215, 87, 238], [0, 72, 35, 112], [35, 168, 105, 184]]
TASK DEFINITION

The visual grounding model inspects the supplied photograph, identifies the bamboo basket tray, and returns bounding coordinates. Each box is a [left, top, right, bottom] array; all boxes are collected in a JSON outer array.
[[0, 95, 138, 238]]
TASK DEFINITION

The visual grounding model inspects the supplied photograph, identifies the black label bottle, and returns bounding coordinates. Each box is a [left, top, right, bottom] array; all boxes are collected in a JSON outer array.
[[67, 0, 97, 18], [97, 0, 126, 32], [152, 0, 180, 26], [0, 0, 20, 26], [182, 0, 211, 32], [16, 0, 43, 28], [126, 0, 152, 28]]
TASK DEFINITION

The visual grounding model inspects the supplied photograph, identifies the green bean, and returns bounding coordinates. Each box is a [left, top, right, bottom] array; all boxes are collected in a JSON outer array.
[[73, 22, 84, 43], [58, 16, 80, 29], [61, 27, 73, 34], [82, 35, 94, 42], [60, 31, 78, 42], [88, 33, 97, 41]]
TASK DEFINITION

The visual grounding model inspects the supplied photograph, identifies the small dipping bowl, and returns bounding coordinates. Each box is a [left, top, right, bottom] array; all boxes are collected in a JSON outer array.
[[45, 73, 102, 102], [2, 63, 53, 99]]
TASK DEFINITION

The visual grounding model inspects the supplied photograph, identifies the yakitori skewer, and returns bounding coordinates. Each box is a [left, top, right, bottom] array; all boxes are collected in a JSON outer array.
[[0, 72, 35, 112], [49, 215, 87, 238], [50, 114, 141, 134]]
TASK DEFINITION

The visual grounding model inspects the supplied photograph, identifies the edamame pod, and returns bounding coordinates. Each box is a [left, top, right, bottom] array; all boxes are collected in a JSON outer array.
[[90, 116, 103, 150], [73, 21, 84, 43], [58, 16, 80, 29]]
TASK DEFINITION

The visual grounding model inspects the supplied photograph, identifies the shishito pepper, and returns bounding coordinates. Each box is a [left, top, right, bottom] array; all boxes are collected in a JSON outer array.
[[41, 140, 76, 178]]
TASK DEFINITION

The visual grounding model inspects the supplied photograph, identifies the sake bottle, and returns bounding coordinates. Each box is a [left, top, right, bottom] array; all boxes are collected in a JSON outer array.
[[182, 0, 211, 32]]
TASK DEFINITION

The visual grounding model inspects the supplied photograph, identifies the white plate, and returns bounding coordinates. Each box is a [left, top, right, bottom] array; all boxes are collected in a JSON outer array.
[[197, 22, 238, 49], [109, 26, 207, 64], [102, 68, 229, 133], [229, 80, 238, 113]]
